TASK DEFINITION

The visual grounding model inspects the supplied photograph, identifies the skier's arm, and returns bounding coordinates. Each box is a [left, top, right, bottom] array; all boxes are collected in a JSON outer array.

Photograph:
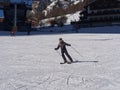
[[54, 45, 60, 50], [65, 42, 71, 46]]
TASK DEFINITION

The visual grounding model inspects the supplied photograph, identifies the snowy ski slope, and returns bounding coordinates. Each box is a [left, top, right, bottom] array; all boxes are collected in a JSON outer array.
[[0, 30, 120, 90]]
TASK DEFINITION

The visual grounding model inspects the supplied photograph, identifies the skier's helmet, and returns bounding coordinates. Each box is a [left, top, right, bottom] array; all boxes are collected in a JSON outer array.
[[59, 38, 62, 40]]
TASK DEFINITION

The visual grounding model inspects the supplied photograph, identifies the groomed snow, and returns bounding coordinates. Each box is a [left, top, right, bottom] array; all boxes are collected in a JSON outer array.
[[0, 30, 120, 90]]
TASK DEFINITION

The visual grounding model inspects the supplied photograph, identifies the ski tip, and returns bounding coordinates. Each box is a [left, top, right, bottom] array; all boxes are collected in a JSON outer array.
[[60, 62, 66, 64]]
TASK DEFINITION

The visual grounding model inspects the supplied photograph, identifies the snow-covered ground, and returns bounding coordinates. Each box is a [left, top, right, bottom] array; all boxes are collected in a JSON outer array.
[[66, 11, 80, 24], [1, 28, 120, 90]]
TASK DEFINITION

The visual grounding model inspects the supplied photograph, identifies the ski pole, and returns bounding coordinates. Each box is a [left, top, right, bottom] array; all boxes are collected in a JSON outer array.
[[71, 46, 83, 57]]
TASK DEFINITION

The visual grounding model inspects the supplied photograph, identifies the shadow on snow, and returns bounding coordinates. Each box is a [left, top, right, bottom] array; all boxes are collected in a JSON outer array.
[[72, 60, 99, 63]]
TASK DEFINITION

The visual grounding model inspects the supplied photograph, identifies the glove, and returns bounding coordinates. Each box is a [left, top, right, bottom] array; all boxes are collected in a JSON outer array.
[[68, 44, 71, 46], [54, 48, 57, 50]]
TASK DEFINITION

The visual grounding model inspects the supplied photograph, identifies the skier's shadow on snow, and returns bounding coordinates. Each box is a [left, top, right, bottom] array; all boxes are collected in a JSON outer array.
[[72, 60, 98, 63]]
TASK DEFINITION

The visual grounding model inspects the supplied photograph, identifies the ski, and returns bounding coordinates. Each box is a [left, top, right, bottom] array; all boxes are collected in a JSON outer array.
[[60, 62, 71, 64]]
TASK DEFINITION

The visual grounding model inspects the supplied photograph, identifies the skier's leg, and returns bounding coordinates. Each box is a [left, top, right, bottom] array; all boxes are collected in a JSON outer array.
[[62, 53, 67, 63], [65, 51, 73, 62]]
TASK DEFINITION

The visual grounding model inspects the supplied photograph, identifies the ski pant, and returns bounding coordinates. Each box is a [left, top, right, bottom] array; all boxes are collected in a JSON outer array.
[[61, 50, 73, 62]]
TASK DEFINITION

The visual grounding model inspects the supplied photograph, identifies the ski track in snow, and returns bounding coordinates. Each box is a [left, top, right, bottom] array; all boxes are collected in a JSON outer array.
[[0, 32, 120, 90]]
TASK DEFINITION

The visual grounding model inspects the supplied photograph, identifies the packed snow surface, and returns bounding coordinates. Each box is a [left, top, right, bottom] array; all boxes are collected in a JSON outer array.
[[0, 31, 120, 90]]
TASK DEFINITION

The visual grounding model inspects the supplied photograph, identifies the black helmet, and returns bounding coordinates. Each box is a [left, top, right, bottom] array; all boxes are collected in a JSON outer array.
[[59, 38, 62, 40]]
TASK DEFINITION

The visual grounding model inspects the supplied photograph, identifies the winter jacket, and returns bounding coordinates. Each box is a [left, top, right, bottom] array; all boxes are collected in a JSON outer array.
[[55, 41, 71, 52]]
